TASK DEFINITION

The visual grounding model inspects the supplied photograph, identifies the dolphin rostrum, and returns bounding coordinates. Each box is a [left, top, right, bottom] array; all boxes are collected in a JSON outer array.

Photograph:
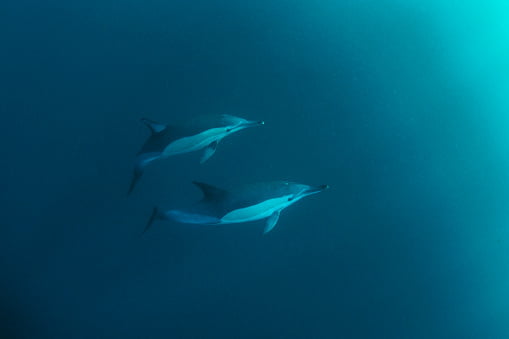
[[128, 114, 264, 194], [145, 181, 329, 234]]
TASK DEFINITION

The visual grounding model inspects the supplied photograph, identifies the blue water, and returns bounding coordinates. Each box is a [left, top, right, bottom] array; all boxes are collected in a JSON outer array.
[[1, 0, 509, 338]]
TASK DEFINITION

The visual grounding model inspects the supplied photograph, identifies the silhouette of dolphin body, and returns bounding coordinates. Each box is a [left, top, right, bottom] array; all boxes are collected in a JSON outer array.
[[128, 115, 264, 194], [145, 181, 329, 234]]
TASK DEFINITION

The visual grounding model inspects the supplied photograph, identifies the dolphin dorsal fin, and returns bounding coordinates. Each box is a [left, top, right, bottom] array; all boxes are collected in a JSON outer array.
[[141, 118, 167, 134], [192, 181, 228, 201]]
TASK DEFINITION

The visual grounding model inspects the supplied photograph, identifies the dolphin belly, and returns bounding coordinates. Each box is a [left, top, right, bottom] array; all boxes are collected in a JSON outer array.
[[162, 128, 226, 157], [220, 195, 293, 224]]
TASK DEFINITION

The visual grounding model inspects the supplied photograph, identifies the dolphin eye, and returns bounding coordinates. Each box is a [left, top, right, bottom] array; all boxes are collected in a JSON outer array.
[[226, 128, 232, 132], [287, 197, 293, 202]]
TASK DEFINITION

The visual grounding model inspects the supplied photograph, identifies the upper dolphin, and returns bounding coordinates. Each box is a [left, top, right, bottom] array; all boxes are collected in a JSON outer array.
[[128, 114, 264, 194], [145, 180, 329, 234]]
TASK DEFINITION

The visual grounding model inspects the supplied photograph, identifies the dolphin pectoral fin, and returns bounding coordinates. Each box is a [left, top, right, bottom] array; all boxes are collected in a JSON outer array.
[[200, 141, 218, 164], [263, 210, 280, 234]]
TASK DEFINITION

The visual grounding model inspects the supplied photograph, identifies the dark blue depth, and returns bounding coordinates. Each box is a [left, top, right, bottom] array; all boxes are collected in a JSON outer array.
[[1, 1, 508, 338]]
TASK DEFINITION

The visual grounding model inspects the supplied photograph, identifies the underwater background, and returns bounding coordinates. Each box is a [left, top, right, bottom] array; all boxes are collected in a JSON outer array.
[[1, 0, 509, 338]]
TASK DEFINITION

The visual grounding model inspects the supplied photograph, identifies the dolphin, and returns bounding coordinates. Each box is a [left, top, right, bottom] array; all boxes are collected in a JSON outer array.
[[128, 114, 264, 194], [145, 181, 329, 234]]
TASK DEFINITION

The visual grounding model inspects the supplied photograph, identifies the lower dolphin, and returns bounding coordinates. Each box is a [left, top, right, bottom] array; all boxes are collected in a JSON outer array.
[[145, 181, 329, 234]]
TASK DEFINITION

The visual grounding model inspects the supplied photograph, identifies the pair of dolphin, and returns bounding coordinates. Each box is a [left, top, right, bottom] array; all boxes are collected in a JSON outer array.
[[131, 114, 328, 234]]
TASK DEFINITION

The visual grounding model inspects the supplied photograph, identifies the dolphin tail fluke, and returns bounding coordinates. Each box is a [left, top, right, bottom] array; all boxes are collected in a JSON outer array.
[[128, 153, 161, 195], [127, 166, 144, 195], [143, 207, 161, 235]]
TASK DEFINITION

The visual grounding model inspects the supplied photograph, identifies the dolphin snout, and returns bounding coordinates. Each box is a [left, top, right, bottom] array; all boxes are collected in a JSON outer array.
[[305, 184, 329, 195], [245, 120, 264, 128]]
